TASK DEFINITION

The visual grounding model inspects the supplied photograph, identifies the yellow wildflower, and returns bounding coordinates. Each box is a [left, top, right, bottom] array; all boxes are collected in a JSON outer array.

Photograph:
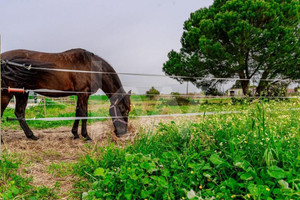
[[266, 187, 270, 191], [231, 195, 236, 198], [191, 171, 194, 174], [246, 194, 250, 198], [244, 141, 248, 144], [199, 185, 203, 189]]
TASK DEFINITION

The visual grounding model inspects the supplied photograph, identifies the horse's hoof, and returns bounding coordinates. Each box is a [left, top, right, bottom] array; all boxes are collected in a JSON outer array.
[[73, 135, 80, 140], [83, 135, 92, 141], [29, 135, 39, 140]]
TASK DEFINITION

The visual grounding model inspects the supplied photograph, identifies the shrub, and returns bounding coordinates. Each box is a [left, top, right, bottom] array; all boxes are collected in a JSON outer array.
[[165, 92, 191, 106], [146, 87, 160, 100]]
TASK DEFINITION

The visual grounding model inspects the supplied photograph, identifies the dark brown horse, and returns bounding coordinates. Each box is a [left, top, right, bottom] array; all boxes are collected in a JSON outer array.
[[1, 48, 131, 141]]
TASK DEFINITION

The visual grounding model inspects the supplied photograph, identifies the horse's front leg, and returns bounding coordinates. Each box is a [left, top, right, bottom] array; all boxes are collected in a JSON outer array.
[[15, 93, 38, 140], [71, 98, 80, 139], [79, 94, 91, 140]]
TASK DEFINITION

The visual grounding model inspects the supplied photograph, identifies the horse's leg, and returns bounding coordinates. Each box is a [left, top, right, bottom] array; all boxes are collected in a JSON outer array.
[[1, 92, 13, 116], [14, 93, 38, 140], [71, 97, 80, 139], [79, 95, 90, 140], [1, 92, 13, 143]]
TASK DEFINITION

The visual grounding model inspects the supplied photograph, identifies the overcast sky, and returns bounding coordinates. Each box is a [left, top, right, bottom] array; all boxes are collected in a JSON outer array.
[[1, 0, 214, 94]]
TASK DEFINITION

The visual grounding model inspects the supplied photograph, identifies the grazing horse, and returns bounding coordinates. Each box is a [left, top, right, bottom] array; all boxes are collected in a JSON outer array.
[[1, 48, 131, 141]]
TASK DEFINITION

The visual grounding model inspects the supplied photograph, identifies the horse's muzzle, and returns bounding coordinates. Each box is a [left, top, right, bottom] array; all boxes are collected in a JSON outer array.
[[114, 122, 128, 137]]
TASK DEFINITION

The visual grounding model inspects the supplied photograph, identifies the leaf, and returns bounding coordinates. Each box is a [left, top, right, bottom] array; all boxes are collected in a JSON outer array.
[[278, 180, 289, 190], [125, 154, 134, 162], [187, 189, 196, 199], [141, 190, 151, 198], [94, 167, 105, 177], [224, 178, 237, 189], [267, 166, 286, 179], [140, 162, 150, 170], [240, 172, 253, 181], [157, 176, 168, 187], [202, 163, 212, 170], [209, 154, 224, 165], [247, 184, 259, 196], [203, 173, 211, 179], [82, 192, 88, 200]]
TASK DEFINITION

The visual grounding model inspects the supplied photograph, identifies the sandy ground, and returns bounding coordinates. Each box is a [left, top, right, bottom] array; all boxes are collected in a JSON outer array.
[[0, 116, 199, 199]]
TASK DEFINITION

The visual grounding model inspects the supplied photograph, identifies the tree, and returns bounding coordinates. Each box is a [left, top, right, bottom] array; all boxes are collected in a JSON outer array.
[[163, 0, 299, 96]]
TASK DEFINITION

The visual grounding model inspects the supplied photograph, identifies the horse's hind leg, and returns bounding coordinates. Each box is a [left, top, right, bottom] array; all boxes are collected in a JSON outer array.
[[1, 92, 13, 116], [14, 93, 38, 140], [1, 92, 13, 143]]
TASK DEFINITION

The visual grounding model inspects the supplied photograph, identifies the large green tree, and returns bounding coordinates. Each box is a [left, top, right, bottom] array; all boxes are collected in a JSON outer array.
[[163, 0, 299, 95]]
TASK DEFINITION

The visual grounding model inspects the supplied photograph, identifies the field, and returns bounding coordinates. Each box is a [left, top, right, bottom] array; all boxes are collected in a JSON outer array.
[[0, 96, 299, 199]]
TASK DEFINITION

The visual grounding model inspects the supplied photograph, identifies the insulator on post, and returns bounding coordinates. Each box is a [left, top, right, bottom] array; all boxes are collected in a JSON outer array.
[[8, 87, 25, 93]]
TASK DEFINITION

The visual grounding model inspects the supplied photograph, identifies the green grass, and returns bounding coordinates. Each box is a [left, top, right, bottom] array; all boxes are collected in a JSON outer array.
[[73, 101, 300, 200], [2, 95, 299, 130], [1, 98, 299, 199], [2, 98, 108, 130], [0, 153, 58, 200]]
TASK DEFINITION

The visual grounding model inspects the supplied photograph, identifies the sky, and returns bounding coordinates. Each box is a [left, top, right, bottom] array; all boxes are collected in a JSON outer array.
[[0, 0, 215, 94]]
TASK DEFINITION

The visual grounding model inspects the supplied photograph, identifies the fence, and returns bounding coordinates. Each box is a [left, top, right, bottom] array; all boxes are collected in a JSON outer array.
[[0, 59, 299, 154]]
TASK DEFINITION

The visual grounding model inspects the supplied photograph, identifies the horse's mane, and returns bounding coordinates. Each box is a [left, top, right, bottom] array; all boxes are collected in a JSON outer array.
[[1, 58, 56, 89]]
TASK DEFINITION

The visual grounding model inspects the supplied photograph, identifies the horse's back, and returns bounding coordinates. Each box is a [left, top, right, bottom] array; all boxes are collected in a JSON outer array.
[[2, 48, 92, 67]]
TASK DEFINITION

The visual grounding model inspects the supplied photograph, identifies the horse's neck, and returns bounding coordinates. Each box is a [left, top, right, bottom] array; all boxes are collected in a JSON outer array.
[[99, 74, 126, 104], [91, 55, 126, 103]]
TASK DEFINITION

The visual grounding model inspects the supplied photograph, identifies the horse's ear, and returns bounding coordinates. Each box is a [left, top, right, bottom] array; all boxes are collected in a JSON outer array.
[[128, 90, 132, 95]]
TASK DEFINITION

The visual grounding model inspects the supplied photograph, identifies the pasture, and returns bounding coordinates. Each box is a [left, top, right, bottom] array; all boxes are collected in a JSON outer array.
[[0, 96, 299, 199]]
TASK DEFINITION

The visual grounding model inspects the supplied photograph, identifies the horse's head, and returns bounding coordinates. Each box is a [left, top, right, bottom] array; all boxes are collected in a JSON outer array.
[[109, 90, 131, 136]]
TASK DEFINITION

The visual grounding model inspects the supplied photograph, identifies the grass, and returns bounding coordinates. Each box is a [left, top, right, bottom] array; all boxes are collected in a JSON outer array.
[[72, 101, 300, 199], [1, 97, 299, 199], [2, 95, 298, 130], [0, 152, 58, 200]]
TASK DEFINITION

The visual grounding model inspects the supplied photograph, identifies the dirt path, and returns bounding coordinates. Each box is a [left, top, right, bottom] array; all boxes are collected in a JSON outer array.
[[0, 116, 199, 198]]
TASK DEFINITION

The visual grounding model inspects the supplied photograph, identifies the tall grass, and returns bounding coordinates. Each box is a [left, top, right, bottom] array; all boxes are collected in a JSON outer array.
[[74, 102, 300, 199]]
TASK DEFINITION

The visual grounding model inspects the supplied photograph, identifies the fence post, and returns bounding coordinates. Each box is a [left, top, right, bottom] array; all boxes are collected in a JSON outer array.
[[0, 34, 2, 156], [43, 97, 46, 117], [186, 81, 189, 95]]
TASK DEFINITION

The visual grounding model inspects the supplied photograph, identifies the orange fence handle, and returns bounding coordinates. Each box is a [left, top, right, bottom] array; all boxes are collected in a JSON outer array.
[[8, 87, 25, 93]]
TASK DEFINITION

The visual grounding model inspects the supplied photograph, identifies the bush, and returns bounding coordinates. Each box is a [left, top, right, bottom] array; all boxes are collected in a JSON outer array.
[[146, 87, 160, 100], [204, 87, 223, 96], [165, 92, 191, 106], [231, 97, 254, 105]]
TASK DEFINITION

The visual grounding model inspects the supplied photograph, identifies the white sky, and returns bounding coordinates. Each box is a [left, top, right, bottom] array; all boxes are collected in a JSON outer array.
[[1, 0, 214, 94]]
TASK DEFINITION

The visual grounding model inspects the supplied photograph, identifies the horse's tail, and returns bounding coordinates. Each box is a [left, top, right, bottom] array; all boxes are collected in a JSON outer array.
[[1, 58, 56, 89]]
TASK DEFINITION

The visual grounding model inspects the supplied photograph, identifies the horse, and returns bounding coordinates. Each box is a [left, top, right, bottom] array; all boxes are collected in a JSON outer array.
[[1, 48, 131, 141]]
